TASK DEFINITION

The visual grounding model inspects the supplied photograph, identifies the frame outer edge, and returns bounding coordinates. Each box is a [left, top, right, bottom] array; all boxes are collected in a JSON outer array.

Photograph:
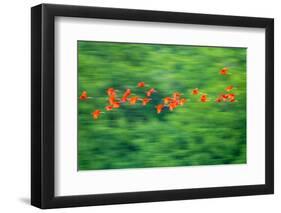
[[31, 4, 43, 208], [265, 18, 274, 193]]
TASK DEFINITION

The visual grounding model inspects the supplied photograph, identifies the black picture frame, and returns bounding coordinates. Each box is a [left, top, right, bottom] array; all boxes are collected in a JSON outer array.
[[31, 3, 274, 209]]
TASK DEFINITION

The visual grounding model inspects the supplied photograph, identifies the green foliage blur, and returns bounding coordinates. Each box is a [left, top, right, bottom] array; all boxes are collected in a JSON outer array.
[[78, 41, 246, 170]]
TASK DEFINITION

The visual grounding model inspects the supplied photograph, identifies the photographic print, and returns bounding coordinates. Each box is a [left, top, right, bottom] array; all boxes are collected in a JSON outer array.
[[78, 41, 247, 171], [31, 4, 273, 208]]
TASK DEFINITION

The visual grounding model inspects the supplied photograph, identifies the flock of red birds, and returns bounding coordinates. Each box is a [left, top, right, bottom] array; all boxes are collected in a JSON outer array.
[[79, 67, 237, 120]]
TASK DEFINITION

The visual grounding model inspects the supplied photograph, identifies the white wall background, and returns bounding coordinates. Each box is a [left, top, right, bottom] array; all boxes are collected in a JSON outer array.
[[0, 0, 279, 212]]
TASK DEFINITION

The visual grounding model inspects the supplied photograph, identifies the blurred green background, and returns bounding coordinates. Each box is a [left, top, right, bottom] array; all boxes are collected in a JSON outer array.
[[78, 41, 246, 170]]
